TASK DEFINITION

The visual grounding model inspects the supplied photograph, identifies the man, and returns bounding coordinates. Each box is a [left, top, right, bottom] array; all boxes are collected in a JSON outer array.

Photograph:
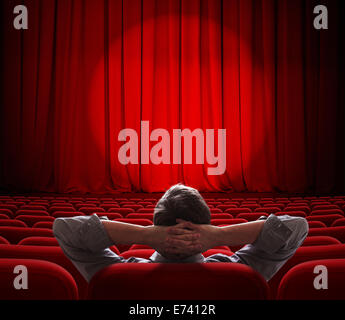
[[53, 184, 309, 283]]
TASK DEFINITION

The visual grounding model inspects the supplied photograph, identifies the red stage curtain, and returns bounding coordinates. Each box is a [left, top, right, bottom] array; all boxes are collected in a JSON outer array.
[[0, 0, 344, 193]]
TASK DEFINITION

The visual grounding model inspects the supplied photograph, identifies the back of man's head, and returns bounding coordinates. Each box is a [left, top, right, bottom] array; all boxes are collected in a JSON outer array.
[[153, 184, 211, 226]]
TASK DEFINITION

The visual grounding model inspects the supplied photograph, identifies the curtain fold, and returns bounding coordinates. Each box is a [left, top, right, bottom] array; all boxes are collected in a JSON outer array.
[[1, 0, 344, 193]]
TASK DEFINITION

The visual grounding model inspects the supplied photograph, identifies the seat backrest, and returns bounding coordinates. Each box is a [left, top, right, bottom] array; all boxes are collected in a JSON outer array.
[[331, 218, 345, 227], [78, 207, 105, 215], [254, 207, 281, 214], [88, 262, 269, 300], [307, 221, 326, 228], [0, 236, 10, 244], [108, 208, 135, 217], [0, 209, 13, 218], [49, 206, 76, 214], [33, 221, 54, 229], [16, 215, 55, 227], [277, 259, 345, 300], [283, 206, 310, 214], [52, 211, 84, 218], [224, 208, 251, 217], [13, 210, 49, 218], [203, 249, 234, 257], [306, 214, 344, 227], [0, 258, 78, 300], [310, 209, 344, 216], [0, 244, 88, 299], [0, 227, 53, 244], [302, 236, 341, 246], [268, 244, 345, 299], [0, 220, 28, 228], [18, 236, 59, 246], [308, 226, 345, 243]]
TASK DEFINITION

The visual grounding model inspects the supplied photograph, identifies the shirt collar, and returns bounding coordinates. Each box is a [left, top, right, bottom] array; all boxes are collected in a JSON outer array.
[[149, 251, 205, 263]]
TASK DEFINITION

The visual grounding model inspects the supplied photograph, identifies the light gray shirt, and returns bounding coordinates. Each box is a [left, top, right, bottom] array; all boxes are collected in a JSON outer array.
[[53, 213, 308, 282]]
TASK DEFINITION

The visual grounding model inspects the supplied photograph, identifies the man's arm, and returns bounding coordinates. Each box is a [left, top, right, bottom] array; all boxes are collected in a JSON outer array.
[[53, 214, 200, 281]]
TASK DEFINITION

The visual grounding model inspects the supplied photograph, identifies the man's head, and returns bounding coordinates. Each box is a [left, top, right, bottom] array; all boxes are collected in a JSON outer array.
[[153, 184, 211, 226], [152, 184, 210, 261]]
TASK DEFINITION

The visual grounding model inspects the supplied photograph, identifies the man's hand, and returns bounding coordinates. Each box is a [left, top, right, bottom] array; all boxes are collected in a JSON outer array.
[[144, 221, 202, 260], [170, 219, 221, 253]]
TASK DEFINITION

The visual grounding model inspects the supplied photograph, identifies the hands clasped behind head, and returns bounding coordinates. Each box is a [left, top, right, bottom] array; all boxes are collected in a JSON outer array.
[[158, 220, 203, 260]]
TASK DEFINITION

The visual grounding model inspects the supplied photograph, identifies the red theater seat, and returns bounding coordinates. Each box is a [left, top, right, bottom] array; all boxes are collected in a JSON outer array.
[[0, 220, 27, 228], [13, 210, 49, 218], [0, 244, 88, 299], [52, 211, 85, 218], [254, 207, 281, 214], [302, 236, 341, 246], [308, 226, 345, 243], [0, 204, 17, 213], [88, 263, 269, 300], [137, 208, 155, 213], [0, 227, 53, 244], [100, 204, 120, 211], [122, 204, 143, 211], [0, 209, 13, 218], [268, 244, 345, 299], [283, 206, 310, 215], [331, 218, 345, 227], [96, 213, 123, 220], [18, 236, 59, 246], [0, 258, 78, 300], [210, 213, 233, 219], [216, 205, 237, 211], [306, 214, 344, 227], [203, 249, 234, 257], [277, 259, 345, 300], [312, 205, 342, 211], [16, 215, 55, 227], [20, 205, 47, 211], [0, 236, 10, 244], [33, 221, 54, 229], [307, 221, 326, 228], [49, 206, 76, 214], [210, 208, 223, 214], [224, 208, 251, 217], [79, 207, 105, 215], [108, 208, 134, 217], [310, 209, 344, 216]]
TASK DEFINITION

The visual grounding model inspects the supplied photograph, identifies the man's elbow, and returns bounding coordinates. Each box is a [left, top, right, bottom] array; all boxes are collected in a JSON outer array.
[[53, 218, 68, 240], [292, 217, 309, 246], [297, 217, 309, 237]]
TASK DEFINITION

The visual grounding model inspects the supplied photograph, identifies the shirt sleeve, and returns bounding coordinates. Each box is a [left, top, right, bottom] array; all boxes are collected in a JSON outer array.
[[53, 214, 113, 253], [206, 214, 309, 281], [53, 214, 149, 282]]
